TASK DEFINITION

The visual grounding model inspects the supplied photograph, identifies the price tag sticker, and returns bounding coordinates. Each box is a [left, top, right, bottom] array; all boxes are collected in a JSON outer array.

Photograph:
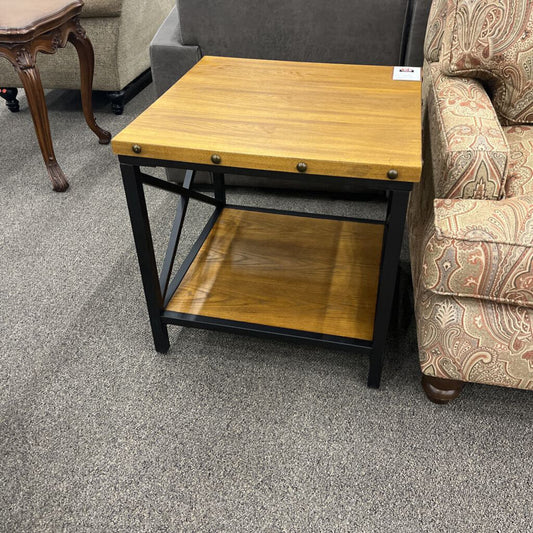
[[393, 66, 421, 81]]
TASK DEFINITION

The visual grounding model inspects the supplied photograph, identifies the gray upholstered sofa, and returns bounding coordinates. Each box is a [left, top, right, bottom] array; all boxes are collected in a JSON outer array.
[[0, 0, 174, 114], [151, 0, 431, 96], [149, 0, 432, 186]]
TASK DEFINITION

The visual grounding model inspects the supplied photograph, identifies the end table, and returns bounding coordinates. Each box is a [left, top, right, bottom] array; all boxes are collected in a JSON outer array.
[[112, 56, 422, 387]]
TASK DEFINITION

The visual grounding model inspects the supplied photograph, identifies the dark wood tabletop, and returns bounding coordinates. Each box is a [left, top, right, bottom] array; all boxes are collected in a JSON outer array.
[[0, 0, 83, 41]]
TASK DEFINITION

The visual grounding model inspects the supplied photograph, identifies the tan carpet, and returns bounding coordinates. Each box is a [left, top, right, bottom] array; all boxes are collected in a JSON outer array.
[[0, 86, 531, 533]]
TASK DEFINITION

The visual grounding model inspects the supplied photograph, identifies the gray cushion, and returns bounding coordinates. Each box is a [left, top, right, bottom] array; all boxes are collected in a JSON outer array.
[[177, 0, 410, 65], [150, 7, 201, 96]]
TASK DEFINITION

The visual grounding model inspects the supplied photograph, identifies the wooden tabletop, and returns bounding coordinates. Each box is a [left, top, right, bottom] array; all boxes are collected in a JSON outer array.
[[112, 56, 422, 183], [0, 0, 82, 41], [166, 208, 384, 340]]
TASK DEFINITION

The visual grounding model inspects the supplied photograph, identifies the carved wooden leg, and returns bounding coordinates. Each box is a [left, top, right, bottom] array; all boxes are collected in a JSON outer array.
[[422, 375, 464, 404], [68, 23, 111, 144], [16, 58, 69, 192], [0, 87, 20, 112]]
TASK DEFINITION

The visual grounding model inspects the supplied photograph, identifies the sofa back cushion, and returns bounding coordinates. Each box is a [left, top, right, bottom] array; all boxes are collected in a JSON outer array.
[[424, 0, 449, 62], [177, 0, 410, 66], [441, 0, 533, 125], [82, 0, 123, 17]]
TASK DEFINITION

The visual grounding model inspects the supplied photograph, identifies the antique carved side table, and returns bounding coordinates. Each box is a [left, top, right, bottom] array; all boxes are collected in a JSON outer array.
[[0, 0, 110, 191], [112, 56, 422, 388]]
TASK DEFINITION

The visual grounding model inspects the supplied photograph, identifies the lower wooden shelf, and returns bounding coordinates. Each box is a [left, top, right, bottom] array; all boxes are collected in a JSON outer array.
[[165, 208, 384, 341]]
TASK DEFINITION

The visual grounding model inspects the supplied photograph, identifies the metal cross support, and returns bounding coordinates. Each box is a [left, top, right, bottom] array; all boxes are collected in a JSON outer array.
[[120, 163, 225, 352], [159, 169, 196, 298]]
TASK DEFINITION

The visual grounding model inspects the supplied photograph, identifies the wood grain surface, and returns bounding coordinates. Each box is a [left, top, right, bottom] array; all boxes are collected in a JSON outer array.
[[166, 208, 384, 340], [0, 0, 82, 40], [112, 56, 422, 182]]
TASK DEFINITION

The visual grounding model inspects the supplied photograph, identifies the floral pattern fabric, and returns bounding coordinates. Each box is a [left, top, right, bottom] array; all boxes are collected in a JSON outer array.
[[504, 126, 533, 197], [416, 291, 533, 389], [421, 196, 533, 307], [428, 63, 509, 200], [423, 0, 449, 63], [440, 0, 533, 125]]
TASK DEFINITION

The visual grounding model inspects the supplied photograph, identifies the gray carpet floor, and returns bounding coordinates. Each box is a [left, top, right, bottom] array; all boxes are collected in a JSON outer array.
[[1, 85, 532, 533]]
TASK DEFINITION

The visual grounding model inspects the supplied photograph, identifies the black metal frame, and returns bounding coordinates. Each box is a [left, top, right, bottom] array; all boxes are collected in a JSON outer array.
[[119, 156, 412, 388]]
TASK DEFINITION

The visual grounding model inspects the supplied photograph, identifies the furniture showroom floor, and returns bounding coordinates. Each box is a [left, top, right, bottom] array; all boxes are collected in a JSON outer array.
[[1, 86, 531, 532]]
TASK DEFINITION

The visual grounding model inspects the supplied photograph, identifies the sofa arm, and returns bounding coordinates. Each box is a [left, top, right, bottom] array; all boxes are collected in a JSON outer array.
[[421, 195, 533, 307], [434, 196, 533, 247], [428, 63, 509, 200], [150, 6, 201, 97], [114, 0, 174, 90]]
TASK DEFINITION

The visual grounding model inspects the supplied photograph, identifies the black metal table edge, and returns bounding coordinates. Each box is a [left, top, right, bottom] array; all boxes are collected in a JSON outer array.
[[225, 204, 385, 225], [161, 310, 373, 352]]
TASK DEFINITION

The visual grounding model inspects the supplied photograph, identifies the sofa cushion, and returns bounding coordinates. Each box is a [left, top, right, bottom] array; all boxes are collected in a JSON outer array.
[[422, 196, 533, 307], [177, 0, 410, 65], [504, 126, 533, 198], [441, 0, 533, 125], [82, 0, 123, 18]]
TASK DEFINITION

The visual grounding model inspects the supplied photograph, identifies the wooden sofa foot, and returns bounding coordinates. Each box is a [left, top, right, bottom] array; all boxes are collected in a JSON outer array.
[[422, 375, 464, 404]]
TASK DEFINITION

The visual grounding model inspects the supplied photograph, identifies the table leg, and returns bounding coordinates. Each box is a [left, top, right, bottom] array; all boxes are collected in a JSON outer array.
[[68, 22, 111, 144], [212, 172, 226, 204], [368, 189, 410, 388], [120, 163, 170, 352], [14, 54, 69, 192]]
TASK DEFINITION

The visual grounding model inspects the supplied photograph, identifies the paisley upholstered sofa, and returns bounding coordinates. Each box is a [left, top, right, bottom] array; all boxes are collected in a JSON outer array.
[[409, 0, 533, 402]]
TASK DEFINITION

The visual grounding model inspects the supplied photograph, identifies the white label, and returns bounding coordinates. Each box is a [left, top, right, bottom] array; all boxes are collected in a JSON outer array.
[[393, 66, 421, 81]]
